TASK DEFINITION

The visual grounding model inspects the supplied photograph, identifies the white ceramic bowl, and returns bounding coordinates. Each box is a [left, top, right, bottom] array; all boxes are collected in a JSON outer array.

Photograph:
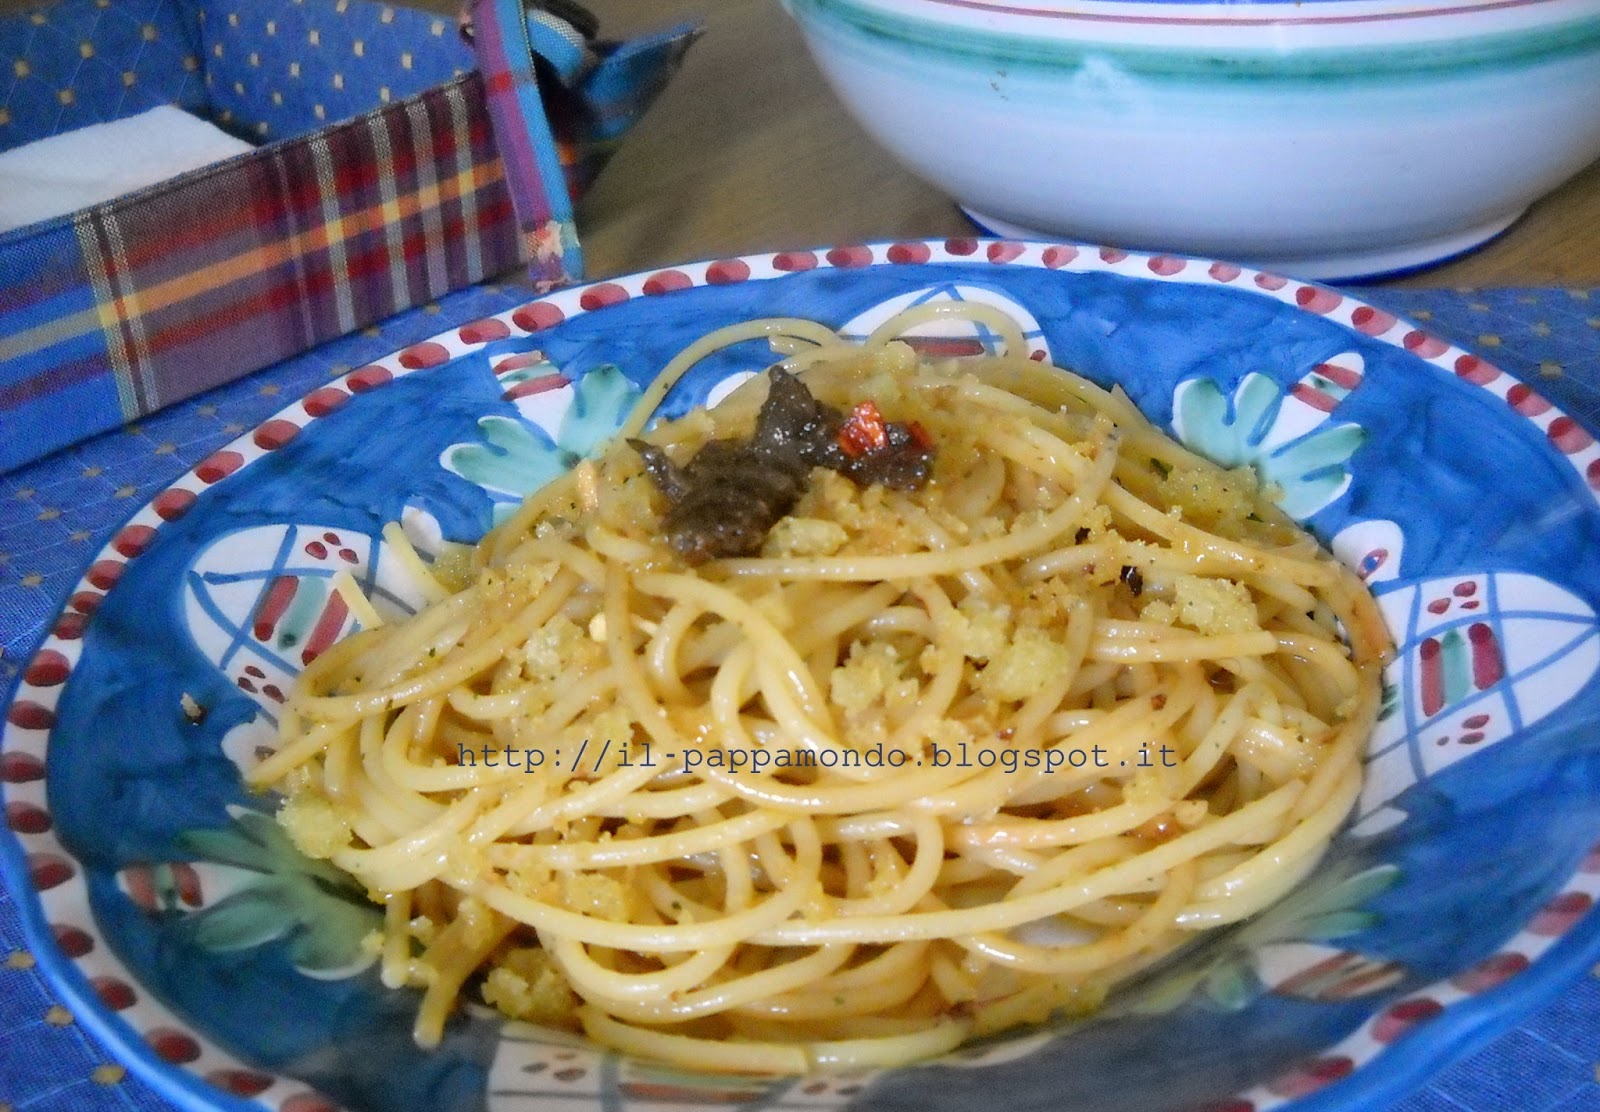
[[782, 0, 1600, 280]]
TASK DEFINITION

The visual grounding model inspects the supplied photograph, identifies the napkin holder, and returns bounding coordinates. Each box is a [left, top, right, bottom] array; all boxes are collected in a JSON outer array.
[[0, 0, 696, 474]]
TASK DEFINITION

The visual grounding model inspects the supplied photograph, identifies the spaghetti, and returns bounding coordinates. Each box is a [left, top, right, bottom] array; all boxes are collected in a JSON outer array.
[[252, 309, 1390, 1074]]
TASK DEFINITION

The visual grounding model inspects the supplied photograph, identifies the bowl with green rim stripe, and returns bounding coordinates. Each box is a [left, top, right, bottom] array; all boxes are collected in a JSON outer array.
[[782, 0, 1600, 280]]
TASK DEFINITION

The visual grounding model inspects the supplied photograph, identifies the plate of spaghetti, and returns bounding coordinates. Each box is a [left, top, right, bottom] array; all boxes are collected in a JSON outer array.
[[4, 242, 1599, 1112]]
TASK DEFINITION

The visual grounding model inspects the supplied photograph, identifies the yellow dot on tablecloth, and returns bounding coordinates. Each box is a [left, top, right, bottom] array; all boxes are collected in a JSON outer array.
[[228, 11, 239, 26], [234, 80, 246, 95], [313, 103, 326, 120], [197, 405, 218, 417], [1411, 309, 1433, 321], [223, 423, 245, 435], [362, 326, 382, 338], [123, 71, 136, 87], [1468, 302, 1489, 312], [14, 488, 34, 500], [272, 90, 284, 106], [1532, 321, 1552, 337], [57, 89, 74, 106], [267, 20, 277, 35], [80, 41, 95, 59], [143, 23, 158, 41], [92, 1065, 125, 1085], [70, 531, 92, 544], [115, 485, 136, 499], [0, 108, 9, 126], [309, 28, 320, 46], [13, 60, 29, 78], [83, 465, 103, 477], [30, 11, 45, 24], [384, 6, 397, 24], [1478, 334, 1502, 348], [379, 86, 390, 103], [219, 109, 233, 122], [184, 55, 199, 72], [0, 553, 10, 565], [401, 51, 413, 69], [289, 61, 301, 78], [260, 384, 281, 396], [337, 0, 349, 11], [6, 950, 35, 969], [154, 442, 176, 455], [332, 72, 344, 90], [250, 51, 260, 67], [45, 1005, 73, 1026], [1518, 294, 1540, 305], [329, 363, 351, 377], [1568, 288, 1592, 300], [213, 42, 224, 57], [424, 302, 441, 314], [36, 507, 61, 522], [430, 19, 444, 35], [20, 574, 43, 589], [353, 39, 364, 57]]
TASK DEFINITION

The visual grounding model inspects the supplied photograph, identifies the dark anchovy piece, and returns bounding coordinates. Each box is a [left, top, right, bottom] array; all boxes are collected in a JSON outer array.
[[631, 370, 935, 564]]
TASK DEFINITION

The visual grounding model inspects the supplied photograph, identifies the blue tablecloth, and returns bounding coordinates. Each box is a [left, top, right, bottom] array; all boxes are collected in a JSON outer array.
[[2, 280, 1599, 1112]]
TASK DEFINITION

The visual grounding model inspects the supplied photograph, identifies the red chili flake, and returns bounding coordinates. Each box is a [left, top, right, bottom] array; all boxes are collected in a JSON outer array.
[[837, 401, 889, 458], [907, 421, 934, 449]]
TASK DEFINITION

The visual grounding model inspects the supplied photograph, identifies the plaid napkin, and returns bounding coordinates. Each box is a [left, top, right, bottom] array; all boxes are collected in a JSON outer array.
[[0, 0, 695, 475]]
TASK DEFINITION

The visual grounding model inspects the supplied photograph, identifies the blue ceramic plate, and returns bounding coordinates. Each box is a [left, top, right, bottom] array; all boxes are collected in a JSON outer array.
[[4, 241, 1600, 1112]]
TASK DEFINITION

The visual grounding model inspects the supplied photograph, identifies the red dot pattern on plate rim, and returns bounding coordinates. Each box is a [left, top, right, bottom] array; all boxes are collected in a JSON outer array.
[[580, 283, 630, 311], [147, 1028, 203, 1064], [1548, 416, 1595, 454], [24, 650, 69, 687], [153, 488, 197, 521], [1, 751, 46, 782], [827, 245, 874, 268], [1351, 305, 1396, 335], [398, 341, 450, 370], [29, 853, 74, 890], [6, 801, 52, 834], [643, 270, 693, 295], [346, 365, 394, 392], [7, 241, 1598, 1112], [87, 560, 123, 591], [1268, 1056, 1355, 1099], [458, 317, 511, 344], [707, 259, 752, 284], [302, 387, 350, 418], [7, 701, 55, 730], [194, 450, 245, 483], [773, 250, 818, 271], [888, 242, 932, 265], [1454, 354, 1500, 384], [92, 976, 137, 1011], [113, 524, 157, 557], [1372, 996, 1444, 1044]]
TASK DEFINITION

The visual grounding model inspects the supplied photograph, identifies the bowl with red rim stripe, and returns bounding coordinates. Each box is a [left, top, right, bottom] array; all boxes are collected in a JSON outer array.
[[2, 240, 1599, 1112]]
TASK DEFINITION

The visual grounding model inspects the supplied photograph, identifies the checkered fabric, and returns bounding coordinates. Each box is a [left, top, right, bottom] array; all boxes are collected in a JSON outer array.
[[0, 0, 696, 475]]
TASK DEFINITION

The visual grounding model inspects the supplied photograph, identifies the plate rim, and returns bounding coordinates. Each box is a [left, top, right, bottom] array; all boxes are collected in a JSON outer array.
[[4, 237, 1600, 1112]]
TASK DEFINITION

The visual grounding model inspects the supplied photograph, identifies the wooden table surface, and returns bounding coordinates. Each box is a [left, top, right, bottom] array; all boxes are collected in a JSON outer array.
[[407, 0, 1600, 291]]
